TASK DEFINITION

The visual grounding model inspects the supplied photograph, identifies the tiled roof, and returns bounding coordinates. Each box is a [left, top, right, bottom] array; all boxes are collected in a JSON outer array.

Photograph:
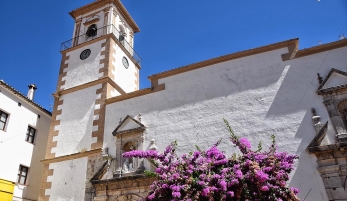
[[0, 80, 52, 116]]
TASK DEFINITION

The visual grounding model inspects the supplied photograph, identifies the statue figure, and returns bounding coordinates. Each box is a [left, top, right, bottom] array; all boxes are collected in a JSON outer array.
[[123, 158, 129, 173], [122, 145, 135, 173]]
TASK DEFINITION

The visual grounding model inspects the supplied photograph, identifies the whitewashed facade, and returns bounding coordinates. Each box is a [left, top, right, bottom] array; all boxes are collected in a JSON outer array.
[[0, 81, 51, 201], [40, 0, 347, 201]]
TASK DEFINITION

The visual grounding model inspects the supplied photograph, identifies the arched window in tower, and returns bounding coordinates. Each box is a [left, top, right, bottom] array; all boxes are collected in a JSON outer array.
[[119, 25, 126, 45], [86, 24, 97, 37]]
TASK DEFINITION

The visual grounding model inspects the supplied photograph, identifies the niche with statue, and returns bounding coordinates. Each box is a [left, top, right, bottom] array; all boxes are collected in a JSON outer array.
[[112, 115, 146, 177]]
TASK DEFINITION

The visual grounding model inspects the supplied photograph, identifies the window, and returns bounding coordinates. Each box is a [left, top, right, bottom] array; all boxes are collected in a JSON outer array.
[[25, 126, 36, 143], [0, 110, 8, 130], [17, 165, 29, 185], [86, 24, 97, 37]]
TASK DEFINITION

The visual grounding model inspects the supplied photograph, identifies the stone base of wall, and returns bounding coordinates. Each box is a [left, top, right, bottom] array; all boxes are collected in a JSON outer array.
[[92, 176, 155, 201]]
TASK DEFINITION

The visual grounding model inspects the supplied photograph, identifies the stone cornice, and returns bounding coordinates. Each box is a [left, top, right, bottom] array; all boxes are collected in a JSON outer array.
[[294, 38, 347, 59], [53, 77, 125, 98], [147, 38, 299, 81], [317, 84, 347, 95], [307, 142, 347, 154], [41, 148, 102, 164], [106, 83, 165, 104]]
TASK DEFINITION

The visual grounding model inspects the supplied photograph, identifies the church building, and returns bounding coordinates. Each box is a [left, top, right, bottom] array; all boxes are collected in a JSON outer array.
[[39, 0, 347, 200]]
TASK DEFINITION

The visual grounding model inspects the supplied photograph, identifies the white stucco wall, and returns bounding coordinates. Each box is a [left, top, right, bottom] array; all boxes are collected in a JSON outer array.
[[62, 39, 106, 90], [104, 46, 347, 201], [111, 43, 138, 92], [52, 84, 101, 157], [0, 86, 51, 200], [45, 157, 88, 201]]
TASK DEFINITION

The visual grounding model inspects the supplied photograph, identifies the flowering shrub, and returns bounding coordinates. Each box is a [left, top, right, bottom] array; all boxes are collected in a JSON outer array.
[[123, 119, 300, 201]]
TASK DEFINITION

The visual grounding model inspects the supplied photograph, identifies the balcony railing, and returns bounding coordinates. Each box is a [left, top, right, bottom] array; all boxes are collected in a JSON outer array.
[[60, 24, 141, 66]]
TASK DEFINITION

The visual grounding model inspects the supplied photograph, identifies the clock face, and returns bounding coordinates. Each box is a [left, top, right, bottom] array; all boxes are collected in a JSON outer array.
[[122, 56, 129, 69], [80, 49, 91, 60]]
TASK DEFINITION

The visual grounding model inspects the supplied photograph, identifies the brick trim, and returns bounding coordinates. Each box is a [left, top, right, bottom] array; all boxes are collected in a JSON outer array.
[[39, 165, 54, 201], [56, 54, 70, 91], [108, 40, 117, 81], [91, 83, 108, 149], [45, 98, 64, 159]]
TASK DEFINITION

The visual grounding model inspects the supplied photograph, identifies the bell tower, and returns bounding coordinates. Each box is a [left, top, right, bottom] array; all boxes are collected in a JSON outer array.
[[39, 1, 140, 200]]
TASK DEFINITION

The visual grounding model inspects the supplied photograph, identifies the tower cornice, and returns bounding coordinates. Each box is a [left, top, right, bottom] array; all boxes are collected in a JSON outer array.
[[69, 0, 140, 33]]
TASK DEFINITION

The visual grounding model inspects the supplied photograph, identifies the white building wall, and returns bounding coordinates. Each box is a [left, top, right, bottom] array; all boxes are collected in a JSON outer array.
[[0, 87, 51, 200], [111, 43, 138, 92], [52, 85, 101, 157], [45, 158, 88, 201], [104, 46, 347, 201], [62, 39, 106, 90]]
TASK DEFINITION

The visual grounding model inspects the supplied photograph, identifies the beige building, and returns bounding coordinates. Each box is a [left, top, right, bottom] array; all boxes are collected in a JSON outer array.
[[39, 0, 347, 200]]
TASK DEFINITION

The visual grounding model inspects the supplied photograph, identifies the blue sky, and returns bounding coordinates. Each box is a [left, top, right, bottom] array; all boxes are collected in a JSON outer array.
[[0, 0, 346, 111]]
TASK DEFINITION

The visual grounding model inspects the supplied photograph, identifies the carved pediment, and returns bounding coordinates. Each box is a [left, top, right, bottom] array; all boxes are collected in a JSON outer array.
[[112, 115, 145, 136], [317, 68, 347, 95]]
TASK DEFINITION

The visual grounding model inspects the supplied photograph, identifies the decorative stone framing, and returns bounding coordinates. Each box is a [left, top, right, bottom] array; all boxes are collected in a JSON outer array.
[[56, 54, 70, 91], [100, 38, 117, 81], [112, 115, 145, 136], [39, 96, 64, 201], [91, 83, 108, 150], [316, 68, 347, 142], [39, 164, 54, 201], [307, 67, 347, 200], [45, 98, 64, 159], [111, 115, 146, 177], [84, 18, 100, 26], [73, 23, 82, 46], [82, 11, 102, 22]]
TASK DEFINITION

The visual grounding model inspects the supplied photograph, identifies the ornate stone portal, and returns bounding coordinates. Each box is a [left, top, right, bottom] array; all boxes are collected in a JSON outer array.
[[307, 69, 347, 200], [91, 115, 155, 201]]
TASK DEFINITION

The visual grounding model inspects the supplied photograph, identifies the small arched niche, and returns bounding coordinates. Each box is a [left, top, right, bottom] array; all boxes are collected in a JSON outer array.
[[121, 141, 137, 173], [122, 141, 136, 152]]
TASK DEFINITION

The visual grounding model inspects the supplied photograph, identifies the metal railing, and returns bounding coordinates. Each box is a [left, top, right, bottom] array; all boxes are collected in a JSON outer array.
[[60, 24, 141, 66]]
